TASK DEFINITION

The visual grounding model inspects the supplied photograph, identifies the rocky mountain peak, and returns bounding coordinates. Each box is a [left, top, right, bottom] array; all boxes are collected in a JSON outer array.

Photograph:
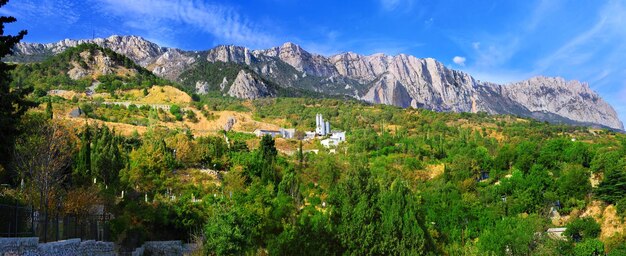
[[280, 42, 303, 52], [504, 76, 623, 130]]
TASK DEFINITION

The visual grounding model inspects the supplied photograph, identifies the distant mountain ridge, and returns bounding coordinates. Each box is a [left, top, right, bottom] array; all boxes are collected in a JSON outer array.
[[8, 35, 624, 130]]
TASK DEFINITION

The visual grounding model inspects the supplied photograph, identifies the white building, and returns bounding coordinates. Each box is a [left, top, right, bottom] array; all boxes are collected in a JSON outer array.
[[321, 131, 347, 148], [330, 131, 345, 141], [316, 113, 331, 135], [280, 128, 296, 139], [254, 129, 281, 137], [254, 128, 296, 139]]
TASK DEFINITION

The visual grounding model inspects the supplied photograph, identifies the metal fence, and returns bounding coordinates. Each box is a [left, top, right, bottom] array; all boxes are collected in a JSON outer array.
[[0, 203, 34, 237], [0, 203, 111, 242]]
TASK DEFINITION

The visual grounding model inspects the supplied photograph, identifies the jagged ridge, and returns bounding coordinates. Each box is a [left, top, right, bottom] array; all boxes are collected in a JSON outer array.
[[9, 36, 624, 130]]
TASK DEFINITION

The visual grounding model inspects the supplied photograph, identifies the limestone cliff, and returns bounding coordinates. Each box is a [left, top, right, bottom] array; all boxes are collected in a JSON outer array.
[[227, 70, 275, 99]]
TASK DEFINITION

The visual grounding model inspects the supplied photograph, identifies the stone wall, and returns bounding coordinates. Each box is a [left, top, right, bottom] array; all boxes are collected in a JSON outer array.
[[130, 240, 198, 256], [0, 237, 115, 256]]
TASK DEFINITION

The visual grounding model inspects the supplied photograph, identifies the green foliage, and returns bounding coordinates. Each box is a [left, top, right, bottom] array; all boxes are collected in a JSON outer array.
[[45, 99, 53, 119], [73, 124, 126, 187], [329, 165, 436, 255], [170, 104, 183, 121], [573, 238, 604, 256], [121, 131, 176, 192], [595, 168, 626, 204], [74, 123, 92, 184], [476, 215, 545, 255], [616, 197, 626, 218], [557, 164, 592, 204], [565, 217, 601, 242], [6, 88, 626, 254]]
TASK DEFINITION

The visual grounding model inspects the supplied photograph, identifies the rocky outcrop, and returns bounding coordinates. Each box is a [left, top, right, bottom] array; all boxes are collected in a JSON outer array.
[[195, 81, 209, 95], [206, 45, 257, 65], [503, 76, 623, 130], [11, 36, 624, 130], [260, 42, 338, 77], [151, 48, 196, 81], [227, 70, 274, 99], [67, 50, 137, 80]]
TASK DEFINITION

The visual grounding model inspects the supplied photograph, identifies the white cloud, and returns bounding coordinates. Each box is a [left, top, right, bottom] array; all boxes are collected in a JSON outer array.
[[92, 0, 276, 48], [452, 56, 466, 66]]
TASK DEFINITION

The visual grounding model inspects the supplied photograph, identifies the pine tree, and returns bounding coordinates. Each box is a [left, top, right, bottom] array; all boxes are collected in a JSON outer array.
[[0, 0, 33, 177]]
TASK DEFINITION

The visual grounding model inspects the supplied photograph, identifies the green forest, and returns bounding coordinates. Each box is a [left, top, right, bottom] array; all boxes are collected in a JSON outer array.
[[2, 96, 626, 255]]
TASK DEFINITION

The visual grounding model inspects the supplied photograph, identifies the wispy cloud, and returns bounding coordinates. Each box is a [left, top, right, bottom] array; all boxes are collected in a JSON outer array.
[[534, 0, 626, 75], [1, 0, 79, 25], [378, 0, 416, 12], [92, 0, 276, 48]]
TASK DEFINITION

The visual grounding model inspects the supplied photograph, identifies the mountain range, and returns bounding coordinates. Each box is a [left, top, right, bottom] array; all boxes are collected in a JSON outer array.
[[7, 35, 624, 130]]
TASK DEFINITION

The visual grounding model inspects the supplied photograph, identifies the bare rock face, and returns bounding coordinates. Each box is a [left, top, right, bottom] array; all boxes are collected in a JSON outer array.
[[94, 35, 165, 66], [151, 49, 196, 81], [206, 45, 256, 65], [195, 81, 209, 95], [219, 77, 229, 91], [260, 42, 338, 77], [67, 50, 136, 80], [503, 77, 624, 130], [331, 51, 623, 129], [227, 70, 274, 99]]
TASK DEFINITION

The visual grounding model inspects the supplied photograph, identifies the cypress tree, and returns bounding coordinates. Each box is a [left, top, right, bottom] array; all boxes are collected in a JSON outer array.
[[74, 123, 91, 184]]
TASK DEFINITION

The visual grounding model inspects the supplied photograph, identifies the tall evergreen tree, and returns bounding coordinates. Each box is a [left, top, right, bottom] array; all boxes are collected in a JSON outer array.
[[0, 0, 33, 180], [74, 123, 91, 184], [92, 126, 125, 186], [259, 134, 278, 185]]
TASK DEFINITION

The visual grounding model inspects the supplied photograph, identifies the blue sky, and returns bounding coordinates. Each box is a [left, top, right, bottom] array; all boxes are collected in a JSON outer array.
[[2, 0, 626, 125]]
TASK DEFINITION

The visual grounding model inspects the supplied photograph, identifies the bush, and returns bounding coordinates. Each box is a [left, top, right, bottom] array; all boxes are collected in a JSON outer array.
[[565, 217, 601, 242], [170, 104, 183, 121], [573, 238, 604, 256], [185, 110, 198, 123]]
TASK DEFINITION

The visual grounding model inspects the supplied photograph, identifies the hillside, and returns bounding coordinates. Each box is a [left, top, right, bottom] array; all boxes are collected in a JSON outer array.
[[14, 92, 626, 255], [9, 43, 170, 93]]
